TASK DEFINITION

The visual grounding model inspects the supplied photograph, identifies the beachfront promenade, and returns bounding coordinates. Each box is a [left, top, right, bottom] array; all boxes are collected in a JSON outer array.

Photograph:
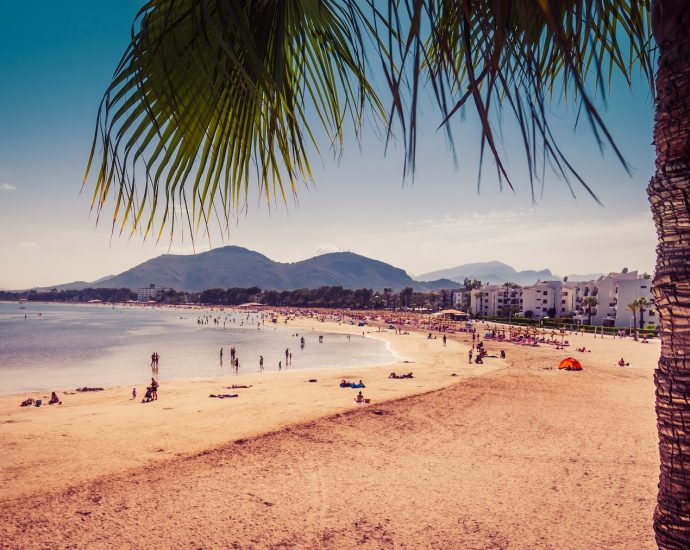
[[0, 311, 659, 548]]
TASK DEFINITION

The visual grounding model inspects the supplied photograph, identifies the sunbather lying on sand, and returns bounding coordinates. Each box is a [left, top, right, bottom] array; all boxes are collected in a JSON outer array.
[[209, 394, 239, 399], [20, 398, 34, 407], [226, 385, 252, 389], [388, 372, 414, 379], [341, 379, 365, 387]]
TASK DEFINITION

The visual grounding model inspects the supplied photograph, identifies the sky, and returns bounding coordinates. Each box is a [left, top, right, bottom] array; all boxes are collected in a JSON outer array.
[[0, 2, 657, 290]]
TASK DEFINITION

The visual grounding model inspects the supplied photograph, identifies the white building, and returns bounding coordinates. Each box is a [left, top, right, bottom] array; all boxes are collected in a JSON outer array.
[[465, 270, 655, 327], [521, 282, 558, 319], [582, 271, 654, 328], [137, 284, 173, 303]]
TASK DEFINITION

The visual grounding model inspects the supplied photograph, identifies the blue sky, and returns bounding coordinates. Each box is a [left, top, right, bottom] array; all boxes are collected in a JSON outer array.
[[0, 2, 656, 289]]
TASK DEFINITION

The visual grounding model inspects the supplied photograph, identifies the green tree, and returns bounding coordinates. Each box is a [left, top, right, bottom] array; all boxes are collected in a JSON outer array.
[[627, 300, 640, 341], [637, 296, 651, 330], [581, 296, 598, 326], [88, 2, 690, 544]]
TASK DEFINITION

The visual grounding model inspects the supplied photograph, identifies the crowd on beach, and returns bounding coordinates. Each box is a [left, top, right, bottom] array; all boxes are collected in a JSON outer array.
[[16, 303, 656, 410]]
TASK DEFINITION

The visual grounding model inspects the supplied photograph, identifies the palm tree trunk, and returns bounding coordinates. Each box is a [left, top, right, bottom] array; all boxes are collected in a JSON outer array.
[[649, 2, 690, 546]]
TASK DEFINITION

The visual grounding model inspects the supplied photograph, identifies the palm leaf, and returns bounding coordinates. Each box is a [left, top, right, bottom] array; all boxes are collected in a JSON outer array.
[[373, 0, 654, 198], [85, 0, 382, 240]]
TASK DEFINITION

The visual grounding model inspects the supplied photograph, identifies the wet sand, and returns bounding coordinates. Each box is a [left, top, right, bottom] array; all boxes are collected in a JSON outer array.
[[0, 317, 659, 548]]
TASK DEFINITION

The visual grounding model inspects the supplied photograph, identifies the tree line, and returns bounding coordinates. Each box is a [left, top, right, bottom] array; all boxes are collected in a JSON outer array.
[[0, 285, 457, 310]]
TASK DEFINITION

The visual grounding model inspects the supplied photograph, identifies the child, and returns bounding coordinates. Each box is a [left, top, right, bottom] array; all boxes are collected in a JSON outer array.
[[132, 387, 137, 400]]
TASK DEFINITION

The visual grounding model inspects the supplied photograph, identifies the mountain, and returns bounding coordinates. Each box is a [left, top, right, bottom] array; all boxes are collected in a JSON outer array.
[[417, 261, 554, 286], [66, 246, 455, 292]]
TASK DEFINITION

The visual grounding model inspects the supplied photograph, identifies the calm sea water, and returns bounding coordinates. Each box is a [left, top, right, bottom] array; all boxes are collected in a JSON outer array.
[[0, 302, 393, 394]]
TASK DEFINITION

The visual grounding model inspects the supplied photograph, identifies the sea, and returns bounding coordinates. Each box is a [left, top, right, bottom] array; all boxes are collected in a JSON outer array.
[[0, 302, 394, 394]]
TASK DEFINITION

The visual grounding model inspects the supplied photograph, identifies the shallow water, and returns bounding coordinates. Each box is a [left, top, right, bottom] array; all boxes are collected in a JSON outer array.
[[0, 302, 393, 394]]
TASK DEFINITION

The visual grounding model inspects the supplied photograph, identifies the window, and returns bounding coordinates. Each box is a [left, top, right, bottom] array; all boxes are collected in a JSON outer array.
[[561, 300, 566, 304]]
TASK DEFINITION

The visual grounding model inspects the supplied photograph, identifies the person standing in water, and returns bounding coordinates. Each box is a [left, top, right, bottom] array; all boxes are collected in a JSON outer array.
[[259, 355, 264, 372]]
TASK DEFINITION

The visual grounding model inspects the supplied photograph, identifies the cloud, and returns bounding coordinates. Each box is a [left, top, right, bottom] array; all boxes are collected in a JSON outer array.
[[18, 242, 39, 248], [383, 210, 657, 276], [0, 183, 17, 191]]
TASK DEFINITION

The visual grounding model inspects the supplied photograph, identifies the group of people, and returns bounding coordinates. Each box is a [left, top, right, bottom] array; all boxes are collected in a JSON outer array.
[[138, 378, 159, 402], [19, 392, 61, 407], [150, 352, 160, 369], [340, 379, 365, 388]]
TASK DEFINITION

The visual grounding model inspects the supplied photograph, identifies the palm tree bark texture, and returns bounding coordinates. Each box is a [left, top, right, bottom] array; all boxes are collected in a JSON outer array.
[[649, 1, 690, 547]]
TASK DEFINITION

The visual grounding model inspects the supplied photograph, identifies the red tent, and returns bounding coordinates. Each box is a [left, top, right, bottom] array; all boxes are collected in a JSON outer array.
[[559, 357, 583, 371]]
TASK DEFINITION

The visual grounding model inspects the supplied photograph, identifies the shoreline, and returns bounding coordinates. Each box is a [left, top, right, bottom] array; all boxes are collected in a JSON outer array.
[[0, 304, 398, 396], [0, 310, 662, 547], [0, 317, 491, 500]]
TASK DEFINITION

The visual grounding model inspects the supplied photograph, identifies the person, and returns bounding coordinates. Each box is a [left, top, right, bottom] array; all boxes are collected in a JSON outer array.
[[142, 388, 153, 403], [468, 350, 473, 364], [132, 387, 137, 400], [443, 334, 447, 346], [220, 347, 223, 361], [355, 391, 364, 403], [151, 378, 159, 400], [48, 392, 61, 405], [500, 350, 506, 359], [234, 358, 239, 374], [278, 360, 282, 371], [259, 355, 264, 372], [618, 358, 626, 367], [20, 398, 34, 407]]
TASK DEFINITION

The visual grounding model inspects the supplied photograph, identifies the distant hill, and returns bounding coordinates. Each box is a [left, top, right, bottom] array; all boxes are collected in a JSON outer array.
[[417, 261, 603, 286], [52, 247, 456, 292], [417, 261, 554, 286]]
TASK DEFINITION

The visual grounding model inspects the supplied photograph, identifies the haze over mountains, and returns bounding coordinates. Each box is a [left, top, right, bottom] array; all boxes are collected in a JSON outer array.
[[416, 262, 603, 287], [39, 246, 604, 293]]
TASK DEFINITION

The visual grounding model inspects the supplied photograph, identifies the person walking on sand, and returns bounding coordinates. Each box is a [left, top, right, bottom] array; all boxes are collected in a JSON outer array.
[[278, 360, 282, 371], [132, 387, 137, 400], [235, 358, 239, 374], [468, 349, 473, 364], [443, 335, 447, 346], [259, 355, 264, 372]]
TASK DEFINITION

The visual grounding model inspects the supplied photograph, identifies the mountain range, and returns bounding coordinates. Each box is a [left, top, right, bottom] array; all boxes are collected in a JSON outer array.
[[37, 246, 604, 293], [416, 261, 603, 287]]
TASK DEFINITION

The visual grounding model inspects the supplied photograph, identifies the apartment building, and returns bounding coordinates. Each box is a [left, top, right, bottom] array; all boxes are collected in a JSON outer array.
[[460, 270, 655, 327]]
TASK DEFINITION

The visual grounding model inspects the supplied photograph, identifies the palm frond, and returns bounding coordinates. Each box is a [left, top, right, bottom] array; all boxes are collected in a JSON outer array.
[[85, 0, 382, 240], [374, 0, 654, 199]]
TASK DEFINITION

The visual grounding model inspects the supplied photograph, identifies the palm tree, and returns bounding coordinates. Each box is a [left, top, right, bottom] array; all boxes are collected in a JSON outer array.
[[581, 296, 598, 326], [87, 2, 690, 545], [383, 288, 392, 309], [637, 296, 651, 330], [627, 300, 640, 341]]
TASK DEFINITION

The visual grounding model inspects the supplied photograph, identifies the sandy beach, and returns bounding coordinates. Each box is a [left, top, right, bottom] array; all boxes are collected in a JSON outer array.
[[0, 315, 660, 548]]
